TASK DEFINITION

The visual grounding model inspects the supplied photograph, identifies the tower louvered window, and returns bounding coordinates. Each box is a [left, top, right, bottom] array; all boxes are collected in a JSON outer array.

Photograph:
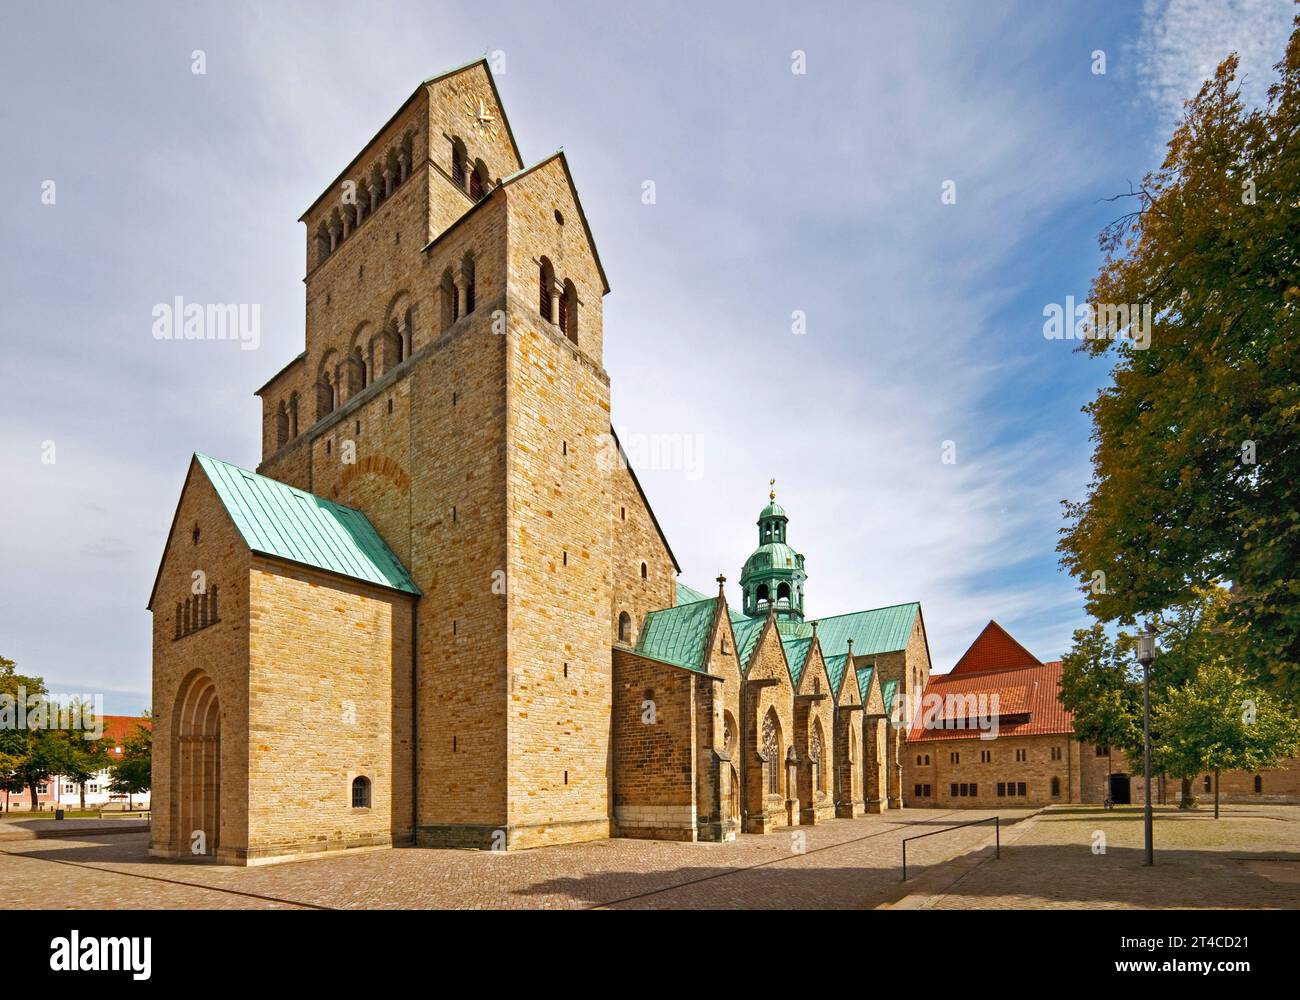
[[452, 144, 466, 188]]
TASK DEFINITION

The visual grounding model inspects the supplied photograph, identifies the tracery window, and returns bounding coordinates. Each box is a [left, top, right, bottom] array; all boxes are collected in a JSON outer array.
[[763, 713, 780, 795]]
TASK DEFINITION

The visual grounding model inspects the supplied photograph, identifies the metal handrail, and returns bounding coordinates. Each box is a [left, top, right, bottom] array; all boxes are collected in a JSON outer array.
[[901, 815, 999, 880]]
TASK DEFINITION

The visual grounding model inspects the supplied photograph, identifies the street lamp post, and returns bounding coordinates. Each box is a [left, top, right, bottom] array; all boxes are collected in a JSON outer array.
[[1136, 624, 1159, 866]]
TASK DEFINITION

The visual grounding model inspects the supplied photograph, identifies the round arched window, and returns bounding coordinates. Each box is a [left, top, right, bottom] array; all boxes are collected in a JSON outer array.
[[351, 775, 371, 809]]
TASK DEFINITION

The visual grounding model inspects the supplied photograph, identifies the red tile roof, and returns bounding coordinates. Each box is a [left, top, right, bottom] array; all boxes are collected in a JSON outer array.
[[949, 620, 1042, 675], [907, 660, 1072, 742], [101, 715, 150, 759]]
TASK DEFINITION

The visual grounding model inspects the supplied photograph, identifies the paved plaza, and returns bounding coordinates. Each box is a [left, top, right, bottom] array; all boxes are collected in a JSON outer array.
[[1, 804, 1295, 909]]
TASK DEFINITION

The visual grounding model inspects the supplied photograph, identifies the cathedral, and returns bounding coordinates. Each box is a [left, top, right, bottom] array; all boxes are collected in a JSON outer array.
[[147, 59, 933, 864]]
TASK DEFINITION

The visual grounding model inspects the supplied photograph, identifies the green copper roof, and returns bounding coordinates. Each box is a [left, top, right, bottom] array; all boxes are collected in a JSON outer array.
[[783, 637, 813, 687], [675, 581, 711, 606], [826, 653, 850, 696], [634, 598, 715, 674], [196, 454, 419, 595], [810, 602, 919, 658], [880, 678, 899, 717], [759, 501, 786, 520], [731, 617, 766, 672], [855, 665, 874, 704], [742, 541, 801, 575]]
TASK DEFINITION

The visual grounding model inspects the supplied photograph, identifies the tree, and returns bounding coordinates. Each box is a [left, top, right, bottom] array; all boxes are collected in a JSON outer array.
[[1059, 19, 1300, 695], [51, 724, 111, 812], [108, 717, 152, 810], [1057, 623, 1142, 780], [0, 657, 51, 809], [1155, 662, 1300, 817], [14, 728, 63, 810]]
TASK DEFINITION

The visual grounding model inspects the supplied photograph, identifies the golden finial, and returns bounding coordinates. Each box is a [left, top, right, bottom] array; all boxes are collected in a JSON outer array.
[[769, 478, 776, 501]]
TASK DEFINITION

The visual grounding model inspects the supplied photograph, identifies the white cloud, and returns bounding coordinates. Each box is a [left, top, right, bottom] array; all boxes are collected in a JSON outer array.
[[1137, 0, 1294, 125]]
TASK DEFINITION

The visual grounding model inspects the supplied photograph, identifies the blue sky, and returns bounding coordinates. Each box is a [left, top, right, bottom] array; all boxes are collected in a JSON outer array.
[[1, 0, 1294, 713]]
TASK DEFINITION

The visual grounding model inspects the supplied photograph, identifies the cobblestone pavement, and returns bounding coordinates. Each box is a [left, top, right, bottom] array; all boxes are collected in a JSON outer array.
[[1, 808, 1030, 910], [925, 804, 1300, 909]]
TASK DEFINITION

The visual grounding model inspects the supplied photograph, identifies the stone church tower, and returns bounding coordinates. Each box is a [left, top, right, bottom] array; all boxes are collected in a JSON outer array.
[[148, 60, 677, 862]]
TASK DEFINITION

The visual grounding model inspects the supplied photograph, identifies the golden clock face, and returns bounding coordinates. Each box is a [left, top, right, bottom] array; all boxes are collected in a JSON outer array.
[[460, 90, 498, 138]]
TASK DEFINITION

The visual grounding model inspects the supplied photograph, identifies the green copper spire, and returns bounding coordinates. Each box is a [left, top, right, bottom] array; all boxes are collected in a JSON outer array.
[[739, 480, 807, 626]]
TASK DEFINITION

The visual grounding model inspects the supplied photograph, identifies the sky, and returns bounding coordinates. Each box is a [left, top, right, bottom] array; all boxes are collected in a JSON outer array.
[[1, 0, 1294, 714]]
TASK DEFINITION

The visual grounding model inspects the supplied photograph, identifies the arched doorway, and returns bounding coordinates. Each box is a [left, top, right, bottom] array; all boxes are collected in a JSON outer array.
[[172, 670, 221, 857]]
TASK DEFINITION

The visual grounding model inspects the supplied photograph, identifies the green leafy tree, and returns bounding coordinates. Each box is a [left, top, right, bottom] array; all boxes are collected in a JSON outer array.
[[1, 657, 50, 809], [15, 728, 63, 810], [1057, 623, 1142, 779], [1155, 662, 1300, 817], [52, 722, 111, 811], [108, 716, 152, 810], [1059, 20, 1300, 694]]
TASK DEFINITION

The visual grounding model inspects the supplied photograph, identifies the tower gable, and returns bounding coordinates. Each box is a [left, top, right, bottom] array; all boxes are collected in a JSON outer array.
[[950, 620, 1042, 675]]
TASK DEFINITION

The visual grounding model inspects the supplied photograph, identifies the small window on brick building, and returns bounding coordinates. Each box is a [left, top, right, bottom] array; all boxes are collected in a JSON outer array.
[[1254, 775, 1263, 794], [451, 138, 467, 189], [1096, 744, 1109, 756], [351, 776, 371, 809], [640, 562, 647, 579], [950, 783, 958, 797], [618, 611, 632, 643], [539, 258, 554, 322], [1017, 781, 1026, 796], [1051, 746, 1062, 761], [980, 750, 991, 763], [1015, 748, 1027, 762], [1051, 777, 1061, 798], [1203, 775, 1212, 793], [950, 751, 959, 764]]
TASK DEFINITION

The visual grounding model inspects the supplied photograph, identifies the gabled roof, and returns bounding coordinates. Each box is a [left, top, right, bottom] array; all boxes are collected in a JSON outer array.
[[854, 664, 875, 707], [730, 616, 767, 672], [907, 660, 1071, 742], [612, 428, 679, 574], [103, 716, 150, 758], [149, 454, 419, 608], [782, 637, 814, 688], [810, 602, 920, 658], [950, 620, 1043, 675], [880, 678, 898, 717], [634, 597, 716, 674], [422, 150, 612, 297], [826, 653, 851, 697], [495, 151, 610, 294], [299, 58, 525, 223]]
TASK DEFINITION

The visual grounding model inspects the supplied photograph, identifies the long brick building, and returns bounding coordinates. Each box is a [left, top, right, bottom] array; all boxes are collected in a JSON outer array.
[[902, 620, 1300, 809]]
